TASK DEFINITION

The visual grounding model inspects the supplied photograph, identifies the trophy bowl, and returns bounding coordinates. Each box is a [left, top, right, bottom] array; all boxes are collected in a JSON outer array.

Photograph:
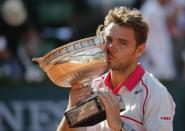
[[32, 35, 107, 88]]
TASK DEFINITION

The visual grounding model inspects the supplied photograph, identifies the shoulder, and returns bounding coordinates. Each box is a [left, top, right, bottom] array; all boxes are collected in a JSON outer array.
[[141, 71, 175, 110], [141, 72, 168, 95]]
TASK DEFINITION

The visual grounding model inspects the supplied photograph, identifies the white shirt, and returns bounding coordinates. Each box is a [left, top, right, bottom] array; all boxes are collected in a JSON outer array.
[[140, 0, 176, 80], [77, 64, 175, 131]]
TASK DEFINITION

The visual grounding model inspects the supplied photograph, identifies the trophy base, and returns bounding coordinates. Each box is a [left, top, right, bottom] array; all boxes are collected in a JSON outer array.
[[64, 94, 125, 128], [64, 94, 105, 127]]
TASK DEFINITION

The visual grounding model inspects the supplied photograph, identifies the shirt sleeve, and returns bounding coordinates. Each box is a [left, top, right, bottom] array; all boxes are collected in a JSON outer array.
[[143, 86, 176, 131]]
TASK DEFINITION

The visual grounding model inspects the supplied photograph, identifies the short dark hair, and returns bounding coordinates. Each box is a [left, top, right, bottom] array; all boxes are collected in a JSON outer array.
[[104, 6, 149, 46]]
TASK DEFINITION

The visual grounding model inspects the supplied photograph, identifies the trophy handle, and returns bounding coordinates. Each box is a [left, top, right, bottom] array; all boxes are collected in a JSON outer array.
[[96, 24, 104, 36], [32, 57, 45, 71]]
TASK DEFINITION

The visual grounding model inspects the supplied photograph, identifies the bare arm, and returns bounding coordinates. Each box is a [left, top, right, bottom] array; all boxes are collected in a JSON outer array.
[[56, 117, 75, 131], [56, 84, 92, 131]]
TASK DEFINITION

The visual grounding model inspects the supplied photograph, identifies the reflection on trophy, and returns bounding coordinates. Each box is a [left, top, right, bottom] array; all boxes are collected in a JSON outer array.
[[32, 33, 110, 127]]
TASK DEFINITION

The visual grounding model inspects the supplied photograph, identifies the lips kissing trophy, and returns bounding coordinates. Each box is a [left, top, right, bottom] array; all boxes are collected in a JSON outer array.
[[32, 26, 125, 127]]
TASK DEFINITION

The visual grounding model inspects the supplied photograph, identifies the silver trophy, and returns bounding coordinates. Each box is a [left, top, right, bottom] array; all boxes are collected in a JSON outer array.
[[32, 35, 107, 88], [33, 29, 125, 127]]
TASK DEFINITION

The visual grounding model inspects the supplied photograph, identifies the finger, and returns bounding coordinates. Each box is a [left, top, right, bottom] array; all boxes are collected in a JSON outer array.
[[97, 92, 108, 107], [71, 90, 92, 100], [103, 92, 115, 107], [71, 83, 84, 89], [98, 92, 113, 108], [72, 96, 87, 104], [108, 90, 119, 105], [71, 86, 93, 96], [70, 87, 93, 105]]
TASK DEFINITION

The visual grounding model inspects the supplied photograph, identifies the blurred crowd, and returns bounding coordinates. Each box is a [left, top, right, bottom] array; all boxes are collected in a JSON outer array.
[[0, 0, 184, 83]]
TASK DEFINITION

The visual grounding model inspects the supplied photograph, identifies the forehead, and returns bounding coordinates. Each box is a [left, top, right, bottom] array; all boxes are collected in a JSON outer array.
[[104, 23, 135, 40]]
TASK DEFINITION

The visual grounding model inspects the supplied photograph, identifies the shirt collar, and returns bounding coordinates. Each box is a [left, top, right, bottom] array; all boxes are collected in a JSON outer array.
[[104, 64, 145, 94]]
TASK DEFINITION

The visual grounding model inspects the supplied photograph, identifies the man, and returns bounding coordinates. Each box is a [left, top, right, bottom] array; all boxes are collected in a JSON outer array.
[[57, 6, 175, 131]]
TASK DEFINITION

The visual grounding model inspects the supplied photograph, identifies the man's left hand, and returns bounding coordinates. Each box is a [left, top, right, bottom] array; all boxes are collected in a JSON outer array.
[[97, 91, 122, 131]]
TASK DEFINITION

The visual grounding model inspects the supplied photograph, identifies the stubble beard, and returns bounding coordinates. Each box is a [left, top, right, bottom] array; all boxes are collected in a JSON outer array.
[[108, 60, 132, 74]]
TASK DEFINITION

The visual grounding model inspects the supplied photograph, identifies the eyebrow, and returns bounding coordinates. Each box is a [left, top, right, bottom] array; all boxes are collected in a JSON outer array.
[[105, 35, 129, 43], [118, 38, 129, 43]]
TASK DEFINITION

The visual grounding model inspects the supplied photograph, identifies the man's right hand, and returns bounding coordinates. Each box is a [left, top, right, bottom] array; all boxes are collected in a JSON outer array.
[[67, 84, 93, 110]]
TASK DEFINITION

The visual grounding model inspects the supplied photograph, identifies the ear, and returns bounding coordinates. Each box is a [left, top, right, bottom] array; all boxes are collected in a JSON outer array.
[[136, 43, 145, 58]]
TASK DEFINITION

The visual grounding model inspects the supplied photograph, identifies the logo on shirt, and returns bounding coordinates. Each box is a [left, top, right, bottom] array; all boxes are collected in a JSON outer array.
[[160, 116, 172, 121], [134, 88, 143, 95]]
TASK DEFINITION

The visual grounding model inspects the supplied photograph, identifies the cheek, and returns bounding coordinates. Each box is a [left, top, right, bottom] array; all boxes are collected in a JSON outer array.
[[118, 49, 132, 57], [116, 53, 129, 64], [117, 49, 136, 62]]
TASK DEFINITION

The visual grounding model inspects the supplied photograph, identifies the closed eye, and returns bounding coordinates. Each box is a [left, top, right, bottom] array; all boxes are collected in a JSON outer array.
[[119, 39, 128, 47]]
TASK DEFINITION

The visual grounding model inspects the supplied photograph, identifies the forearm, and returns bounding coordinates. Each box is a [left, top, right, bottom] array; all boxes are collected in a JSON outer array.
[[56, 84, 91, 131], [56, 117, 86, 131]]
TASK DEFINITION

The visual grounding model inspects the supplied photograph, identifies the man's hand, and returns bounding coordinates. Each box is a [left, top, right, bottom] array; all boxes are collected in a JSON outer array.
[[67, 84, 93, 110], [56, 84, 91, 131], [97, 91, 122, 131]]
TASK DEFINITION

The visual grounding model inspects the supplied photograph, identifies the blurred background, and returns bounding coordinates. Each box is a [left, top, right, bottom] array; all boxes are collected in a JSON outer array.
[[0, 0, 184, 131]]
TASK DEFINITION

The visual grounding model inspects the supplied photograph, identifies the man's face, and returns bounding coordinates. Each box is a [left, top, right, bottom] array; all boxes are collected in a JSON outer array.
[[104, 23, 145, 71]]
